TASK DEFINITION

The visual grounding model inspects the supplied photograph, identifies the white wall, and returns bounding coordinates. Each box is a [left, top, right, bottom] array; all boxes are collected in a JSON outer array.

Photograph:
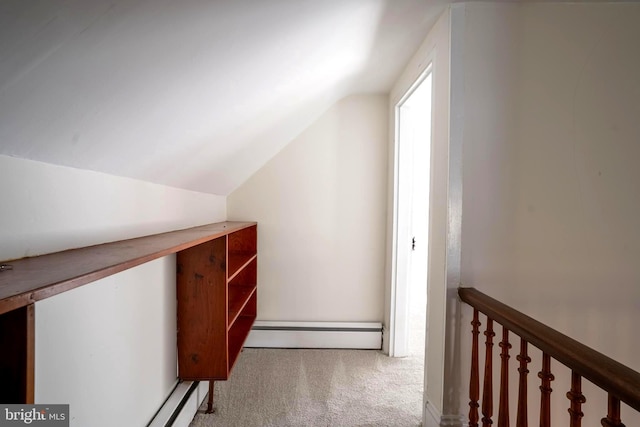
[[0, 155, 226, 426], [0, 156, 226, 261], [387, 10, 452, 423], [457, 3, 640, 425], [0, 1, 442, 196], [228, 94, 388, 322]]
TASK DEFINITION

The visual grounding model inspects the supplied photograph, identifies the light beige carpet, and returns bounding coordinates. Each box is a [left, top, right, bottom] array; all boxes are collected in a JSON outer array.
[[189, 348, 424, 427]]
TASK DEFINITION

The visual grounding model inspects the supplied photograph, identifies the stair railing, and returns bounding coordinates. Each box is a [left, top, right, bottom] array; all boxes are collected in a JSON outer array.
[[459, 287, 640, 427]]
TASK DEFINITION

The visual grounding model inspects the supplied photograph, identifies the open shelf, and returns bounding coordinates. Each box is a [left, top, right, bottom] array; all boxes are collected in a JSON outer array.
[[228, 253, 256, 281], [227, 225, 257, 279], [228, 285, 257, 329], [228, 255, 257, 329], [228, 314, 256, 372]]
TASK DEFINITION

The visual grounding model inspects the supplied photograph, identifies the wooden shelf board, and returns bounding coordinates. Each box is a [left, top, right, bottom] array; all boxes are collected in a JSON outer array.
[[227, 253, 257, 281], [228, 285, 257, 330], [0, 221, 256, 315], [228, 315, 255, 372]]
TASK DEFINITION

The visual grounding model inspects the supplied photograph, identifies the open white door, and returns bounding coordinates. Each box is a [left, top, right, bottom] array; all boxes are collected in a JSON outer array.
[[390, 69, 433, 358]]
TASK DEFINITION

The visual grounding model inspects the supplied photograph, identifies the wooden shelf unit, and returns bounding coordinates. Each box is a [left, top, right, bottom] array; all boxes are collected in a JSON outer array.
[[177, 224, 257, 381], [0, 221, 257, 404]]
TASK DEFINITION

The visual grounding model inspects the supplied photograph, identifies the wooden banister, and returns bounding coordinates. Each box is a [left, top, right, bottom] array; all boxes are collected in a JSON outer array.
[[459, 287, 640, 413]]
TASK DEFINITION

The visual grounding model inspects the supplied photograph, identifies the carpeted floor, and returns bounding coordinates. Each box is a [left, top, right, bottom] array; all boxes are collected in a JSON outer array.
[[189, 348, 424, 427]]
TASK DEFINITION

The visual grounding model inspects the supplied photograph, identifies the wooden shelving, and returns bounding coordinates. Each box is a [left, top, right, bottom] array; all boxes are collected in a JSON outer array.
[[228, 285, 256, 327], [0, 221, 257, 405], [176, 223, 258, 382], [228, 254, 256, 281], [228, 312, 255, 369], [0, 222, 255, 316]]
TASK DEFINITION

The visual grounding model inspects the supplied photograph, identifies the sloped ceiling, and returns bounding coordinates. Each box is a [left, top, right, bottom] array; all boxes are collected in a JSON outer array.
[[0, 0, 448, 195]]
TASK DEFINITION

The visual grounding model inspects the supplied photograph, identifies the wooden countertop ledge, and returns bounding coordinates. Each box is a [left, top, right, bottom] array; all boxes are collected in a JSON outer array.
[[0, 221, 256, 315]]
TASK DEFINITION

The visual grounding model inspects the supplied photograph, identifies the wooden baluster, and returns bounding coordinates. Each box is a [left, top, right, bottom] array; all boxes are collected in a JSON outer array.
[[498, 327, 511, 427], [567, 371, 585, 427], [601, 394, 625, 427], [482, 318, 495, 427], [516, 339, 530, 427], [538, 353, 554, 427], [469, 309, 481, 427]]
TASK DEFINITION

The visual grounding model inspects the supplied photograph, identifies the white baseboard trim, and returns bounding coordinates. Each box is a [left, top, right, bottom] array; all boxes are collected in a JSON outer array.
[[424, 400, 442, 427], [423, 401, 466, 427], [439, 414, 466, 427], [149, 322, 382, 425], [149, 380, 209, 427], [244, 321, 382, 349]]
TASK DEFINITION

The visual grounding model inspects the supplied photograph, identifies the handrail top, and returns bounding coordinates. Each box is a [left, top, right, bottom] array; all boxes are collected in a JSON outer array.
[[459, 286, 640, 412], [0, 221, 257, 315]]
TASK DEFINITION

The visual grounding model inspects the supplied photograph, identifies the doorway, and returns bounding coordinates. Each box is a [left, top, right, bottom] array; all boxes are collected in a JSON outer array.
[[390, 68, 433, 359]]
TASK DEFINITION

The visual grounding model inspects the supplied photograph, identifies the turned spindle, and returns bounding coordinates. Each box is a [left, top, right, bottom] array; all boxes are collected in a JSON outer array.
[[498, 327, 511, 427], [601, 394, 625, 427], [516, 339, 530, 427], [567, 371, 585, 427], [482, 318, 495, 427], [469, 309, 481, 427], [538, 353, 554, 427]]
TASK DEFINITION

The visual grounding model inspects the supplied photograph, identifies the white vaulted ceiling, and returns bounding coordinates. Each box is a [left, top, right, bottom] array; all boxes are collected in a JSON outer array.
[[0, 0, 448, 194]]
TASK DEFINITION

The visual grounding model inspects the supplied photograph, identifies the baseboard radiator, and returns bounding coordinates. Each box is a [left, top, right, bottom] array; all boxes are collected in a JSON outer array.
[[244, 321, 383, 349], [148, 321, 382, 426], [148, 381, 209, 427]]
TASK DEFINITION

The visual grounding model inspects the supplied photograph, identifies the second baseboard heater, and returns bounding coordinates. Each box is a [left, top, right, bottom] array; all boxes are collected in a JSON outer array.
[[243, 321, 382, 349]]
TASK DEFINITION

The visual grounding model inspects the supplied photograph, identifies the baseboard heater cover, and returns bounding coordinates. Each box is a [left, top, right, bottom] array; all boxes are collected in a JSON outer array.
[[244, 321, 383, 349], [147, 322, 381, 425], [148, 380, 209, 427]]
